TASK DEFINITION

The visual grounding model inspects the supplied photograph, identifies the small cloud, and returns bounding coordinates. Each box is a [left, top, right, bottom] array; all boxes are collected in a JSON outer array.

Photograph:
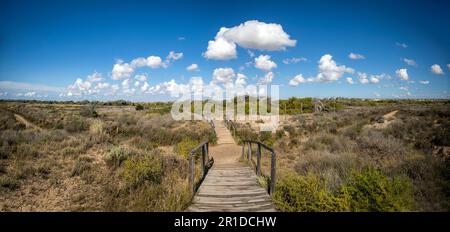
[[346, 77, 354, 84], [24, 91, 36, 97], [419, 80, 430, 84], [431, 64, 445, 75], [259, 71, 274, 84], [396, 42, 408, 48], [403, 58, 417, 66], [283, 57, 307, 64], [447, 64, 450, 70], [254, 55, 277, 72], [178, 37, 185, 41], [134, 73, 147, 81], [186, 63, 199, 71], [166, 51, 183, 61], [247, 50, 255, 57], [396, 68, 409, 80], [348, 52, 365, 60]]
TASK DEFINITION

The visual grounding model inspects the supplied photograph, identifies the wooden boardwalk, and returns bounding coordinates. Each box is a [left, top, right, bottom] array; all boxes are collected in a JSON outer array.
[[187, 121, 277, 212]]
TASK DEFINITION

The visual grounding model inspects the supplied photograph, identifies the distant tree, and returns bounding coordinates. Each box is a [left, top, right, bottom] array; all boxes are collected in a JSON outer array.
[[135, 104, 144, 111]]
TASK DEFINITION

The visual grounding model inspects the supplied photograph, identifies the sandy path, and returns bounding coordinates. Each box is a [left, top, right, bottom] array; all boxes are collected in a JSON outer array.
[[209, 121, 241, 165], [14, 113, 42, 130]]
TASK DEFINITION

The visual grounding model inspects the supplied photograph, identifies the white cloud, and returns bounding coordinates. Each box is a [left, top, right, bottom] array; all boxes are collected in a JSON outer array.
[[134, 81, 140, 87], [254, 55, 277, 72], [288, 55, 353, 85], [87, 72, 103, 82], [259, 71, 274, 84], [112, 60, 134, 80], [140, 82, 149, 92], [396, 42, 408, 48], [346, 77, 354, 84], [357, 72, 369, 84], [419, 80, 430, 85], [400, 86, 409, 91], [24, 91, 36, 97], [67, 78, 93, 96], [283, 57, 307, 64], [235, 73, 247, 86], [247, 50, 255, 57], [95, 82, 110, 89], [289, 74, 307, 86], [135, 73, 147, 81], [213, 67, 235, 84], [403, 58, 417, 66], [186, 63, 199, 71], [131, 56, 164, 69], [203, 36, 237, 60], [122, 79, 130, 89], [396, 68, 409, 80], [431, 64, 444, 75], [315, 54, 354, 82], [204, 20, 296, 60], [447, 64, 450, 70], [178, 37, 185, 41], [166, 51, 183, 61], [348, 53, 365, 60], [370, 76, 380, 84]]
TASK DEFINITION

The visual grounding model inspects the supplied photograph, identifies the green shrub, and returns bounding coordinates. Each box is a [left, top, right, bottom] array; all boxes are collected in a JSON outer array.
[[63, 116, 88, 133], [120, 154, 163, 188], [80, 104, 98, 118], [273, 173, 350, 212], [106, 146, 135, 168], [135, 104, 144, 111], [259, 131, 274, 147], [71, 157, 92, 177], [0, 175, 19, 190], [341, 167, 413, 211], [174, 138, 198, 159]]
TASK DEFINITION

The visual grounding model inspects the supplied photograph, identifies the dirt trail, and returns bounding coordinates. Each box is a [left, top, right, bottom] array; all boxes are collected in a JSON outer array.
[[14, 113, 42, 130], [365, 110, 399, 130]]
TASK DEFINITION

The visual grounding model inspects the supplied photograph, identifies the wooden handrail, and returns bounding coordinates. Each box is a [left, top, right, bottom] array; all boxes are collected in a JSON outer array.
[[188, 141, 213, 195], [242, 140, 276, 195]]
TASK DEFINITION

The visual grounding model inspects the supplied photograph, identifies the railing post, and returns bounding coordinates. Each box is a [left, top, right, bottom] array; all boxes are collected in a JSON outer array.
[[241, 142, 245, 159], [257, 143, 261, 176], [189, 152, 195, 194], [270, 151, 276, 195], [248, 142, 252, 161], [206, 142, 209, 163], [201, 145, 205, 177]]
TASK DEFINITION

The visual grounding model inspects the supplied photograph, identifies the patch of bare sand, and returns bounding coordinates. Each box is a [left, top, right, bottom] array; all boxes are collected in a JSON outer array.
[[365, 110, 399, 130]]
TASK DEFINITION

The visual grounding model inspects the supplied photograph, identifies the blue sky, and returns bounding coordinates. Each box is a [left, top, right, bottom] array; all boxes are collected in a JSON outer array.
[[0, 0, 449, 101]]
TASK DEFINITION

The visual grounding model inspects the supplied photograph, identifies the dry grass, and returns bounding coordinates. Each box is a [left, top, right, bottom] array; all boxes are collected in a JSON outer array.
[[0, 102, 216, 211]]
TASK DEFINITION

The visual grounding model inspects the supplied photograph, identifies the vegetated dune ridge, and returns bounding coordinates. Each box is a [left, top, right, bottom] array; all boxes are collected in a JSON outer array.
[[0, 99, 449, 212]]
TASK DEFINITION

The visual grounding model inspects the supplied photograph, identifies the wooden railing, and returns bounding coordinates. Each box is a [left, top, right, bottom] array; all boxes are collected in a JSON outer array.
[[224, 119, 237, 137], [188, 141, 213, 194], [242, 140, 276, 195]]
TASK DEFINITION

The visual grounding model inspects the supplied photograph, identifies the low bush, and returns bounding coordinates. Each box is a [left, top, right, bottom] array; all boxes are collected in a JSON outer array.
[[120, 154, 163, 188], [80, 104, 98, 118], [273, 172, 350, 212], [174, 138, 198, 159], [342, 167, 413, 212], [106, 146, 136, 168], [64, 116, 89, 133]]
